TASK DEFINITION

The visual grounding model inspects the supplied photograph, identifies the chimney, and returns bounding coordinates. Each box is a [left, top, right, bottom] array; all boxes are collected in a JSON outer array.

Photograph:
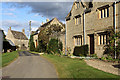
[[9, 27, 11, 30], [22, 29, 25, 34], [42, 22, 44, 25], [46, 18, 49, 22]]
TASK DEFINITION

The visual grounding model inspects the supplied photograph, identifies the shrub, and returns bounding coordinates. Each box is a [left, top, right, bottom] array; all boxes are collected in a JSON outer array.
[[47, 38, 59, 54], [106, 55, 113, 60], [101, 56, 107, 60], [29, 35, 35, 51], [73, 45, 88, 57], [47, 38, 63, 55], [90, 54, 98, 58]]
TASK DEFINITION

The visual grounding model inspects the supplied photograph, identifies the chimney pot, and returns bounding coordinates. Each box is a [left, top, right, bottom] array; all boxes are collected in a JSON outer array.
[[46, 19, 49, 22], [22, 29, 25, 34], [9, 27, 11, 30], [42, 22, 44, 25]]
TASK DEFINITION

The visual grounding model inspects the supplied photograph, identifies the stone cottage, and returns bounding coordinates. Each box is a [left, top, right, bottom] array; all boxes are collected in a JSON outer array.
[[32, 18, 65, 52], [6, 27, 29, 50], [65, 1, 120, 58]]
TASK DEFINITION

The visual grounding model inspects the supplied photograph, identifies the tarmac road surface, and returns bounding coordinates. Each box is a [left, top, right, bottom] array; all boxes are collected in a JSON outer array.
[[2, 51, 58, 78]]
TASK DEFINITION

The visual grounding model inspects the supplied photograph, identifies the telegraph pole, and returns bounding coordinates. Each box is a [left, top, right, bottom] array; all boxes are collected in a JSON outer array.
[[29, 21, 32, 36]]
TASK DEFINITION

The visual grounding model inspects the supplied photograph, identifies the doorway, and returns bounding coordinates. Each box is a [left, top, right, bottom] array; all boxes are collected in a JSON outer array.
[[89, 34, 94, 54]]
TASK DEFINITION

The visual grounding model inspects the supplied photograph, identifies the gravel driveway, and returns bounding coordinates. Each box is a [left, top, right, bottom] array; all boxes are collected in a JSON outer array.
[[85, 59, 120, 75]]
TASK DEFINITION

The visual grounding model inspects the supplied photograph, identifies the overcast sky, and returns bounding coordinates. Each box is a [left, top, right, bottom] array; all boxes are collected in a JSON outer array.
[[1, 2, 73, 37]]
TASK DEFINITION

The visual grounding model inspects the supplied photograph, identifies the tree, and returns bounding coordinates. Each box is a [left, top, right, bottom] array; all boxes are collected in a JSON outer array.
[[38, 24, 64, 52], [29, 35, 35, 51], [104, 27, 120, 59]]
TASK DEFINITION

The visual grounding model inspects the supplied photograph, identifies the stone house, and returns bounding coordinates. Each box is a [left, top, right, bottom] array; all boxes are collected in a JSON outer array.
[[65, 1, 120, 58], [32, 18, 65, 52], [6, 27, 29, 50]]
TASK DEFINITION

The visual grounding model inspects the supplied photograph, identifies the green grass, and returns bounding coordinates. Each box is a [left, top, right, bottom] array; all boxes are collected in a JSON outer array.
[[1, 51, 19, 67], [42, 54, 120, 78]]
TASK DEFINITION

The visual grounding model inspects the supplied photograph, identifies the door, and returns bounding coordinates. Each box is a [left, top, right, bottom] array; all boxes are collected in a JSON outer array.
[[89, 34, 94, 54]]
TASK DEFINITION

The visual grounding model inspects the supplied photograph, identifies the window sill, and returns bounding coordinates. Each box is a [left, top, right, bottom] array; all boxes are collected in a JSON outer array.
[[99, 17, 109, 19]]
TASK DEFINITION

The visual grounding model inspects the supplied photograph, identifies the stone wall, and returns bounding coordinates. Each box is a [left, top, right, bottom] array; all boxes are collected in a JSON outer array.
[[66, 2, 120, 58], [6, 29, 29, 50]]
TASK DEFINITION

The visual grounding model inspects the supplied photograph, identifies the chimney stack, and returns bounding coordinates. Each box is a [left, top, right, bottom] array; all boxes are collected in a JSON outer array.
[[9, 27, 11, 30], [22, 29, 25, 34], [46, 18, 49, 22], [42, 22, 44, 25]]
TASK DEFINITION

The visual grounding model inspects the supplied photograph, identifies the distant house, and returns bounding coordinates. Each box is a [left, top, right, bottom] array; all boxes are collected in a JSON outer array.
[[3, 39, 16, 53], [32, 18, 66, 53], [6, 27, 29, 50], [0, 28, 3, 53], [65, 1, 120, 57]]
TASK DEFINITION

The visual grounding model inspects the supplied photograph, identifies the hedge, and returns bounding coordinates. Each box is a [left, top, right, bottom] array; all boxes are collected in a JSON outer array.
[[73, 45, 88, 56]]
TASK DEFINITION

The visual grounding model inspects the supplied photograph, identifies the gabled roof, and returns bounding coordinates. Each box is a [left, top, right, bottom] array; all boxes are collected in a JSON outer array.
[[66, 1, 85, 18], [11, 30, 28, 40], [41, 17, 64, 27], [33, 18, 64, 36], [41, 18, 54, 27]]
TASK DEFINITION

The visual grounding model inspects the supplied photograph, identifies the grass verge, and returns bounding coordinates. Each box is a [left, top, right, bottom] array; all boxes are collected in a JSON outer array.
[[42, 54, 120, 78], [29, 51, 39, 54], [1, 51, 19, 67]]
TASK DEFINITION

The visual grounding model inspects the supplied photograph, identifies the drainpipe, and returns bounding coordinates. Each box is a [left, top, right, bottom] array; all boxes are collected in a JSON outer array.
[[79, 0, 86, 45], [114, 1, 117, 59], [83, 10, 86, 45]]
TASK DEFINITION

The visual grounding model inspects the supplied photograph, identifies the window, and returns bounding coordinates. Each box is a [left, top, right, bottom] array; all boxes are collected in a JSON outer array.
[[98, 33, 109, 45], [75, 16, 81, 25], [74, 36, 82, 46], [99, 7, 109, 19], [75, 2, 80, 9]]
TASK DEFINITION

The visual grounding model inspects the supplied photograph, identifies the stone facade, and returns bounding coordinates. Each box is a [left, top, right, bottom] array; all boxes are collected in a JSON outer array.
[[6, 27, 29, 50], [66, 1, 120, 58], [33, 18, 65, 52]]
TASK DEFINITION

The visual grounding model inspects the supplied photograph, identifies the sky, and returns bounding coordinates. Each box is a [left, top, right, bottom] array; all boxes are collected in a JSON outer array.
[[1, 1, 73, 37]]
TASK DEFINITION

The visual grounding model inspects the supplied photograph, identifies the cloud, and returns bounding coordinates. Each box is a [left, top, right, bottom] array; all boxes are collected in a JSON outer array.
[[2, 0, 74, 2], [32, 27, 38, 31], [10, 2, 73, 21], [8, 8, 16, 11], [30, 20, 41, 27], [2, 20, 21, 27], [2, 13, 16, 16]]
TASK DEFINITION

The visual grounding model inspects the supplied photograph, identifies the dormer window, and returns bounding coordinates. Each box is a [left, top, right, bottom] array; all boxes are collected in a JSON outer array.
[[98, 5, 109, 19], [75, 2, 80, 9]]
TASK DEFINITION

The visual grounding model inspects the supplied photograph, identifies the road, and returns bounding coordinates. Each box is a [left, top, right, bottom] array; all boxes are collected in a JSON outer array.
[[2, 51, 58, 78]]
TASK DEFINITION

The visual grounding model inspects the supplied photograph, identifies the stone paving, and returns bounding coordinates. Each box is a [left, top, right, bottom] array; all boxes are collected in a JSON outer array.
[[85, 59, 120, 75]]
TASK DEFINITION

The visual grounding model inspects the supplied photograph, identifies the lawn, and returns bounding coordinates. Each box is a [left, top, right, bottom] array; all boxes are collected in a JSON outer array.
[[1, 51, 19, 67], [42, 54, 120, 78]]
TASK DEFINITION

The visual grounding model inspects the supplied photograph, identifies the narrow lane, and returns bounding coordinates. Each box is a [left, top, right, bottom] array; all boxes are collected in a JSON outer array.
[[2, 51, 58, 78]]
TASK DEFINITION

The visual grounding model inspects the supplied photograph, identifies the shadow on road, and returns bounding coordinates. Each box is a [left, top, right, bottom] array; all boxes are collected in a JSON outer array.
[[18, 51, 39, 56]]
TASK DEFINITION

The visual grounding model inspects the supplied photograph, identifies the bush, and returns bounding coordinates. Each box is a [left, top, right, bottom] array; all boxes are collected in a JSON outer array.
[[73, 45, 88, 57], [101, 56, 107, 60], [90, 54, 98, 58], [47, 38, 63, 55], [29, 35, 35, 51]]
